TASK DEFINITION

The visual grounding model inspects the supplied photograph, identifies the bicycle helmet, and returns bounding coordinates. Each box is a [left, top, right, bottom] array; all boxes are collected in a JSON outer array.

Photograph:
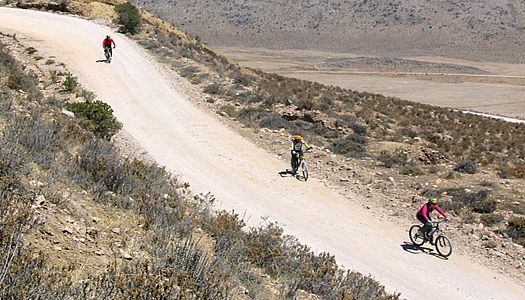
[[294, 135, 302, 141], [428, 197, 438, 204], [106, 35, 110, 38]]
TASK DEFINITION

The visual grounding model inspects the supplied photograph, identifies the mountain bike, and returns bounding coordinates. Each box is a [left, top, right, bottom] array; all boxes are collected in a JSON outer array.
[[291, 149, 311, 181], [409, 219, 452, 257], [104, 46, 112, 63]]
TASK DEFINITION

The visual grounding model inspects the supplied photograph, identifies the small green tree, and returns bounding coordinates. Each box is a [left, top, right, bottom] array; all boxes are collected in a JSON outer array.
[[66, 100, 122, 140], [62, 73, 79, 93], [114, 2, 141, 34]]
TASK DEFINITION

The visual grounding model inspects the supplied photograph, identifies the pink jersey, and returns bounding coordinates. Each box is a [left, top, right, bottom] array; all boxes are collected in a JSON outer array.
[[417, 203, 447, 221]]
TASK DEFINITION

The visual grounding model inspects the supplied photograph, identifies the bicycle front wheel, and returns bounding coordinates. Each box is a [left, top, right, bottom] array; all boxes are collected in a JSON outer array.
[[300, 160, 308, 181], [409, 225, 425, 246], [435, 235, 453, 257]]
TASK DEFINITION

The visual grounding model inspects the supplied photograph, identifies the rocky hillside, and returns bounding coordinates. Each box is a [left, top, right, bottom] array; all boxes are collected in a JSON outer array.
[[129, 0, 525, 63], [2, 0, 525, 297]]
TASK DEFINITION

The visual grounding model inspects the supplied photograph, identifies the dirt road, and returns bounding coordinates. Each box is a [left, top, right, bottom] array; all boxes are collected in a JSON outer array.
[[1, 8, 524, 299]]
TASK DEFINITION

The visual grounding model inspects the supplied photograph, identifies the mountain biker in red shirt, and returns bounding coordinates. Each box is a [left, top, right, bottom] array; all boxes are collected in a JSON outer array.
[[102, 35, 116, 58], [417, 197, 449, 242], [290, 135, 311, 172]]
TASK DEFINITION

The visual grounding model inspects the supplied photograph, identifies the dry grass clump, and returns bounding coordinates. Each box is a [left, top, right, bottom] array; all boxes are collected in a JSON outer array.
[[454, 160, 478, 174], [425, 188, 497, 216], [505, 217, 525, 247], [0, 36, 400, 299], [244, 222, 399, 299]]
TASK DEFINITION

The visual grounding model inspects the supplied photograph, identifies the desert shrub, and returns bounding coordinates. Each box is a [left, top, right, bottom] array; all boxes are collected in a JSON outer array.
[[460, 212, 478, 224], [480, 180, 495, 187], [79, 88, 96, 102], [337, 114, 367, 136], [245, 222, 399, 299], [498, 168, 512, 179], [399, 164, 424, 176], [219, 104, 237, 117], [454, 160, 478, 174], [0, 247, 72, 299], [65, 100, 122, 140], [203, 210, 246, 258], [48, 69, 60, 82], [61, 73, 78, 93], [235, 107, 264, 126], [25, 46, 37, 54], [179, 65, 200, 77], [232, 71, 251, 87], [378, 150, 407, 168], [245, 222, 287, 272], [498, 162, 525, 179], [350, 122, 368, 136], [473, 199, 497, 214], [289, 119, 315, 133], [444, 170, 461, 180], [433, 188, 495, 214], [296, 98, 317, 110], [329, 134, 368, 157], [203, 83, 223, 95], [1, 49, 41, 99], [505, 217, 525, 246], [114, 2, 142, 34], [482, 241, 498, 249], [480, 214, 505, 227], [257, 113, 289, 130], [456, 189, 488, 206]]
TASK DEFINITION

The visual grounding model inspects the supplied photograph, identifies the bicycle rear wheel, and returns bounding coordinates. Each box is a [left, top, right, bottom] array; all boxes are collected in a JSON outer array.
[[104, 48, 112, 63], [435, 235, 452, 257], [409, 225, 425, 246], [300, 159, 308, 181]]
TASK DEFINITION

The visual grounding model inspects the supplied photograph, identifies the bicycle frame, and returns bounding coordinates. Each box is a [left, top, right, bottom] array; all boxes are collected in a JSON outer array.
[[291, 149, 310, 181], [104, 46, 112, 62], [291, 151, 304, 170], [409, 219, 452, 257], [428, 220, 446, 239]]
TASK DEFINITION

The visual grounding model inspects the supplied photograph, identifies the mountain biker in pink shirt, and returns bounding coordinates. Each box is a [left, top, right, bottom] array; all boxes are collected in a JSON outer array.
[[417, 197, 449, 241], [102, 35, 116, 57]]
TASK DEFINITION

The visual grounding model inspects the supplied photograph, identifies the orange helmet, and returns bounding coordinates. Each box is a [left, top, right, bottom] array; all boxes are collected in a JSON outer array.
[[294, 135, 302, 141]]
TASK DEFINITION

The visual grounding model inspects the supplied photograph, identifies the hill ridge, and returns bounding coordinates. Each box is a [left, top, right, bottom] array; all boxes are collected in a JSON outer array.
[[130, 0, 525, 63]]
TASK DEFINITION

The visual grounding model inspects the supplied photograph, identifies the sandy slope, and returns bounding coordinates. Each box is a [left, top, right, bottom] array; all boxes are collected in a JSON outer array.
[[1, 8, 524, 300]]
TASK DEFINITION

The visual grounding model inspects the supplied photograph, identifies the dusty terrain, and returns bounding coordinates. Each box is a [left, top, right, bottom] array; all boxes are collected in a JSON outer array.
[[215, 47, 525, 121], [1, 7, 525, 300]]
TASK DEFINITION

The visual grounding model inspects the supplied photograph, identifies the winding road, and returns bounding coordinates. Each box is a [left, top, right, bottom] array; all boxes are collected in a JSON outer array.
[[1, 8, 524, 299]]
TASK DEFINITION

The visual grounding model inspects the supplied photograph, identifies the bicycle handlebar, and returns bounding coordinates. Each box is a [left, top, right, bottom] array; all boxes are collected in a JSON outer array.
[[433, 219, 450, 226]]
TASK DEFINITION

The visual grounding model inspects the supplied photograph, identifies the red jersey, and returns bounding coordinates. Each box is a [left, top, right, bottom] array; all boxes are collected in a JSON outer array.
[[102, 38, 115, 48]]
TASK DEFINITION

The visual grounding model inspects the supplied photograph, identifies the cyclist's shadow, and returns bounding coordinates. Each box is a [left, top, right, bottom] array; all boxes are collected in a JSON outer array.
[[401, 241, 448, 260], [278, 170, 306, 181]]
